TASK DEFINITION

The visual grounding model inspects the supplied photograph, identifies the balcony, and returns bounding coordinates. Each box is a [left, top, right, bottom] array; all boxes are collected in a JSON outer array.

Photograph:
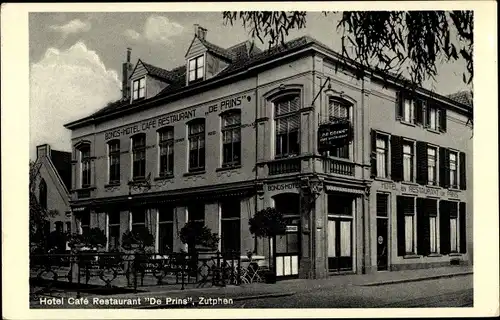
[[268, 157, 301, 175], [323, 157, 355, 176]]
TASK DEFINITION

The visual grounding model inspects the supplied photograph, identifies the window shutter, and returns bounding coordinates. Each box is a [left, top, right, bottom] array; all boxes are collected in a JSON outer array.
[[391, 135, 403, 181], [416, 141, 428, 185], [459, 202, 467, 253], [439, 148, 450, 188], [397, 196, 405, 256], [416, 198, 430, 256], [439, 200, 450, 255], [371, 130, 377, 178], [459, 152, 467, 190], [396, 91, 403, 120], [439, 108, 447, 132], [415, 99, 423, 125]]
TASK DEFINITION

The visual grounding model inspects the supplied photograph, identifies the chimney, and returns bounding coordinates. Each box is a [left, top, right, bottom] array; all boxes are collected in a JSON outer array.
[[194, 24, 207, 40], [122, 48, 133, 100]]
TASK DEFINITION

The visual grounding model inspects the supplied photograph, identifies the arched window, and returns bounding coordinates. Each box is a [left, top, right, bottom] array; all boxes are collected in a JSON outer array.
[[77, 144, 92, 188], [328, 97, 352, 159], [158, 127, 174, 177], [187, 119, 205, 171], [221, 110, 241, 167], [274, 94, 300, 158], [131, 133, 146, 180], [39, 179, 47, 210], [107, 140, 120, 184]]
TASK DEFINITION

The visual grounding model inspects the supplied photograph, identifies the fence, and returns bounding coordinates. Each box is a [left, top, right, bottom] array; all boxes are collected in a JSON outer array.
[[30, 250, 241, 300]]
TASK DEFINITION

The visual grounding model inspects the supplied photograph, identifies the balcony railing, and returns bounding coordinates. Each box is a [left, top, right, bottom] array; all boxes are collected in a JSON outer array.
[[324, 158, 355, 176], [268, 157, 301, 175]]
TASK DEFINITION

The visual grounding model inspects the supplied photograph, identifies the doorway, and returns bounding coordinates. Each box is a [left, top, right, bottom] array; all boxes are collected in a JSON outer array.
[[327, 193, 355, 273], [376, 193, 389, 271]]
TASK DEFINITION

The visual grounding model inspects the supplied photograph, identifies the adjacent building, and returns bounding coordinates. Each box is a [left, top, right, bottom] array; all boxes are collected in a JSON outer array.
[[31, 144, 73, 237], [64, 25, 473, 279]]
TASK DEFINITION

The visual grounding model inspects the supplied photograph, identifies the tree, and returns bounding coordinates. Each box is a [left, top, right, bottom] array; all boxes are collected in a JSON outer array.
[[248, 207, 287, 276], [222, 11, 473, 88]]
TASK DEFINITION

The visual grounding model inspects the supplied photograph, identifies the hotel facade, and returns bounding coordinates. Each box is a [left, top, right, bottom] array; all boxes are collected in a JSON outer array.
[[64, 26, 473, 279]]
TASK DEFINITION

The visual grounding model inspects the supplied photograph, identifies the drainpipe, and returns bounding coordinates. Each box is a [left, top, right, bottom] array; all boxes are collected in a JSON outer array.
[[254, 75, 259, 255]]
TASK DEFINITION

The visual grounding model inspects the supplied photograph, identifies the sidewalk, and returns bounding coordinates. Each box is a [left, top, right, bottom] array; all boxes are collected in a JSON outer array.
[[31, 265, 472, 309]]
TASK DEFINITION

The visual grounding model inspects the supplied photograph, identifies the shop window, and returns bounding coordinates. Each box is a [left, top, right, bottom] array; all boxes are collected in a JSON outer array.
[[397, 196, 415, 256], [274, 94, 300, 158], [80, 211, 90, 236], [188, 119, 205, 171], [158, 127, 174, 177], [221, 110, 241, 167], [188, 203, 205, 227], [132, 134, 146, 180], [416, 198, 438, 256], [132, 77, 146, 101], [108, 211, 120, 250], [220, 199, 241, 253], [158, 206, 174, 254], [131, 209, 146, 233], [449, 202, 459, 253], [108, 140, 120, 184], [39, 179, 47, 210]]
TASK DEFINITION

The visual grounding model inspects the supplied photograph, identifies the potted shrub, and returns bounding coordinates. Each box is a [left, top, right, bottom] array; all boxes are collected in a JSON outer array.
[[179, 221, 219, 253], [121, 228, 154, 252], [248, 207, 287, 284]]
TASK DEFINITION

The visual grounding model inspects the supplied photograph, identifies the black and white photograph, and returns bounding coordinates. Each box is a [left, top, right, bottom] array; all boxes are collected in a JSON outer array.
[[1, 2, 498, 318]]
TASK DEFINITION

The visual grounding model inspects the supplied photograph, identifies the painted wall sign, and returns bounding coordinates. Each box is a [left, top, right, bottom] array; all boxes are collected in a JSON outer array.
[[318, 121, 352, 152], [380, 182, 460, 198], [267, 182, 300, 192], [286, 225, 298, 232], [104, 94, 251, 141]]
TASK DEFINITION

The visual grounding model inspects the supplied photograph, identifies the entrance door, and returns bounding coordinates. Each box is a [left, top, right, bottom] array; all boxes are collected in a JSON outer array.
[[376, 218, 388, 271], [274, 218, 300, 278], [327, 218, 353, 272]]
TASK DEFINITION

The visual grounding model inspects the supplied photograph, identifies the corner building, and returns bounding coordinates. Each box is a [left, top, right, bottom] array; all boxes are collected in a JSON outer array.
[[65, 25, 472, 279]]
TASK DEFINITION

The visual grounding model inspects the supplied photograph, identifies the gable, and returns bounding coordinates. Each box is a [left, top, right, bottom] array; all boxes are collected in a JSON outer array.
[[185, 36, 207, 59], [34, 157, 71, 209], [129, 60, 148, 80]]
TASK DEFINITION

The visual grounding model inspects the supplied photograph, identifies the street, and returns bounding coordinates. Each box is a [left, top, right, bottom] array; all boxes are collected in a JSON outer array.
[[210, 275, 473, 308]]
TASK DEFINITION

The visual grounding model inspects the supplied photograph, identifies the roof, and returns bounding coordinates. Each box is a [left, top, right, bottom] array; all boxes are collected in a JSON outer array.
[[67, 35, 472, 128], [446, 90, 473, 107], [50, 150, 72, 192], [198, 37, 234, 61], [141, 61, 175, 82]]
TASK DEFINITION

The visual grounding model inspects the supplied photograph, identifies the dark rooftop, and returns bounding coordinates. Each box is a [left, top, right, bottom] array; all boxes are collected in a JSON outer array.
[[446, 90, 473, 107], [50, 150, 72, 192]]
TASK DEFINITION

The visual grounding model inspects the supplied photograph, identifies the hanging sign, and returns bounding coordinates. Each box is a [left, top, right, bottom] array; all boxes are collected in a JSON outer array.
[[318, 120, 352, 152]]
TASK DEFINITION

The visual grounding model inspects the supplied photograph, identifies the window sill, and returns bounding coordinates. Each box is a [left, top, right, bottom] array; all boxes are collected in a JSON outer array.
[[154, 175, 174, 181], [427, 253, 443, 257], [449, 253, 463, 257], [448, 187, 461, 192], [216, 165, 242, 172], [399, 120, 416, 127], [403, 254, 420, 259], [374, 177, 393, 183], [71, 186, 96, 192], [426, 128, 441, 135], [401, 181, 419, 186], [104, 182, 120, 188], [184, 170, 206, 177]]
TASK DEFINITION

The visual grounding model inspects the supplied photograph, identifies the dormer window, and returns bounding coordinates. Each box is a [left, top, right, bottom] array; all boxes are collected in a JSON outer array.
[[132, 77, 146, 100], [188, 55, 204, 83]]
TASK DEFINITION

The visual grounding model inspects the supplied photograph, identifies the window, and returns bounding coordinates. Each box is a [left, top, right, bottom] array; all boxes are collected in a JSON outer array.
[[427, 105, 439, 130], [108, 212, 120, 250], [158, 207, 174, 254], [221, 111, 241, 167], [403, 97, 415, 123], [39, 179, 47, 210], [158, 128, 174, 177], [131, 209, 146, 233], [188, 203, 205, 229], [188, 120, 205, 171], [66, 222, 71, 233], [376, 193, 389, 217], [397, 196, 415, 255], [80, 145, 91, 188], [429, 216, 437, 254], [55, 221, 63, 233], [220, 200, 241, 253], [427, 147, 437, 185], [403, 142, 414, 182], [376, 136, 388, 178], [274, 95, 300, 158], [449, 202, 459, 252], [188, 55, 204, 83], [328, 99, 350, 159], [108, 140, 120, 184], [132, 134, 146, 179], [449, 151, 458, 188], [132, 77, 146, 100], [80, 211, 90, 236]]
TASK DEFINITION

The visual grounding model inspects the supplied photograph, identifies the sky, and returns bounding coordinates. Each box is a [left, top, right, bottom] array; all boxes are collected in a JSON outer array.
[[28, 12, 472, 160]]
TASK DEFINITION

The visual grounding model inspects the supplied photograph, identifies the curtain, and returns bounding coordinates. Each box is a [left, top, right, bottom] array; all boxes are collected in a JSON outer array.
[[429, 217, 437, 253], [405, 215, 414, 253], [340, 221, 351, 257], [327, 220, 336, 257], [450, 218, 458, 252]]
